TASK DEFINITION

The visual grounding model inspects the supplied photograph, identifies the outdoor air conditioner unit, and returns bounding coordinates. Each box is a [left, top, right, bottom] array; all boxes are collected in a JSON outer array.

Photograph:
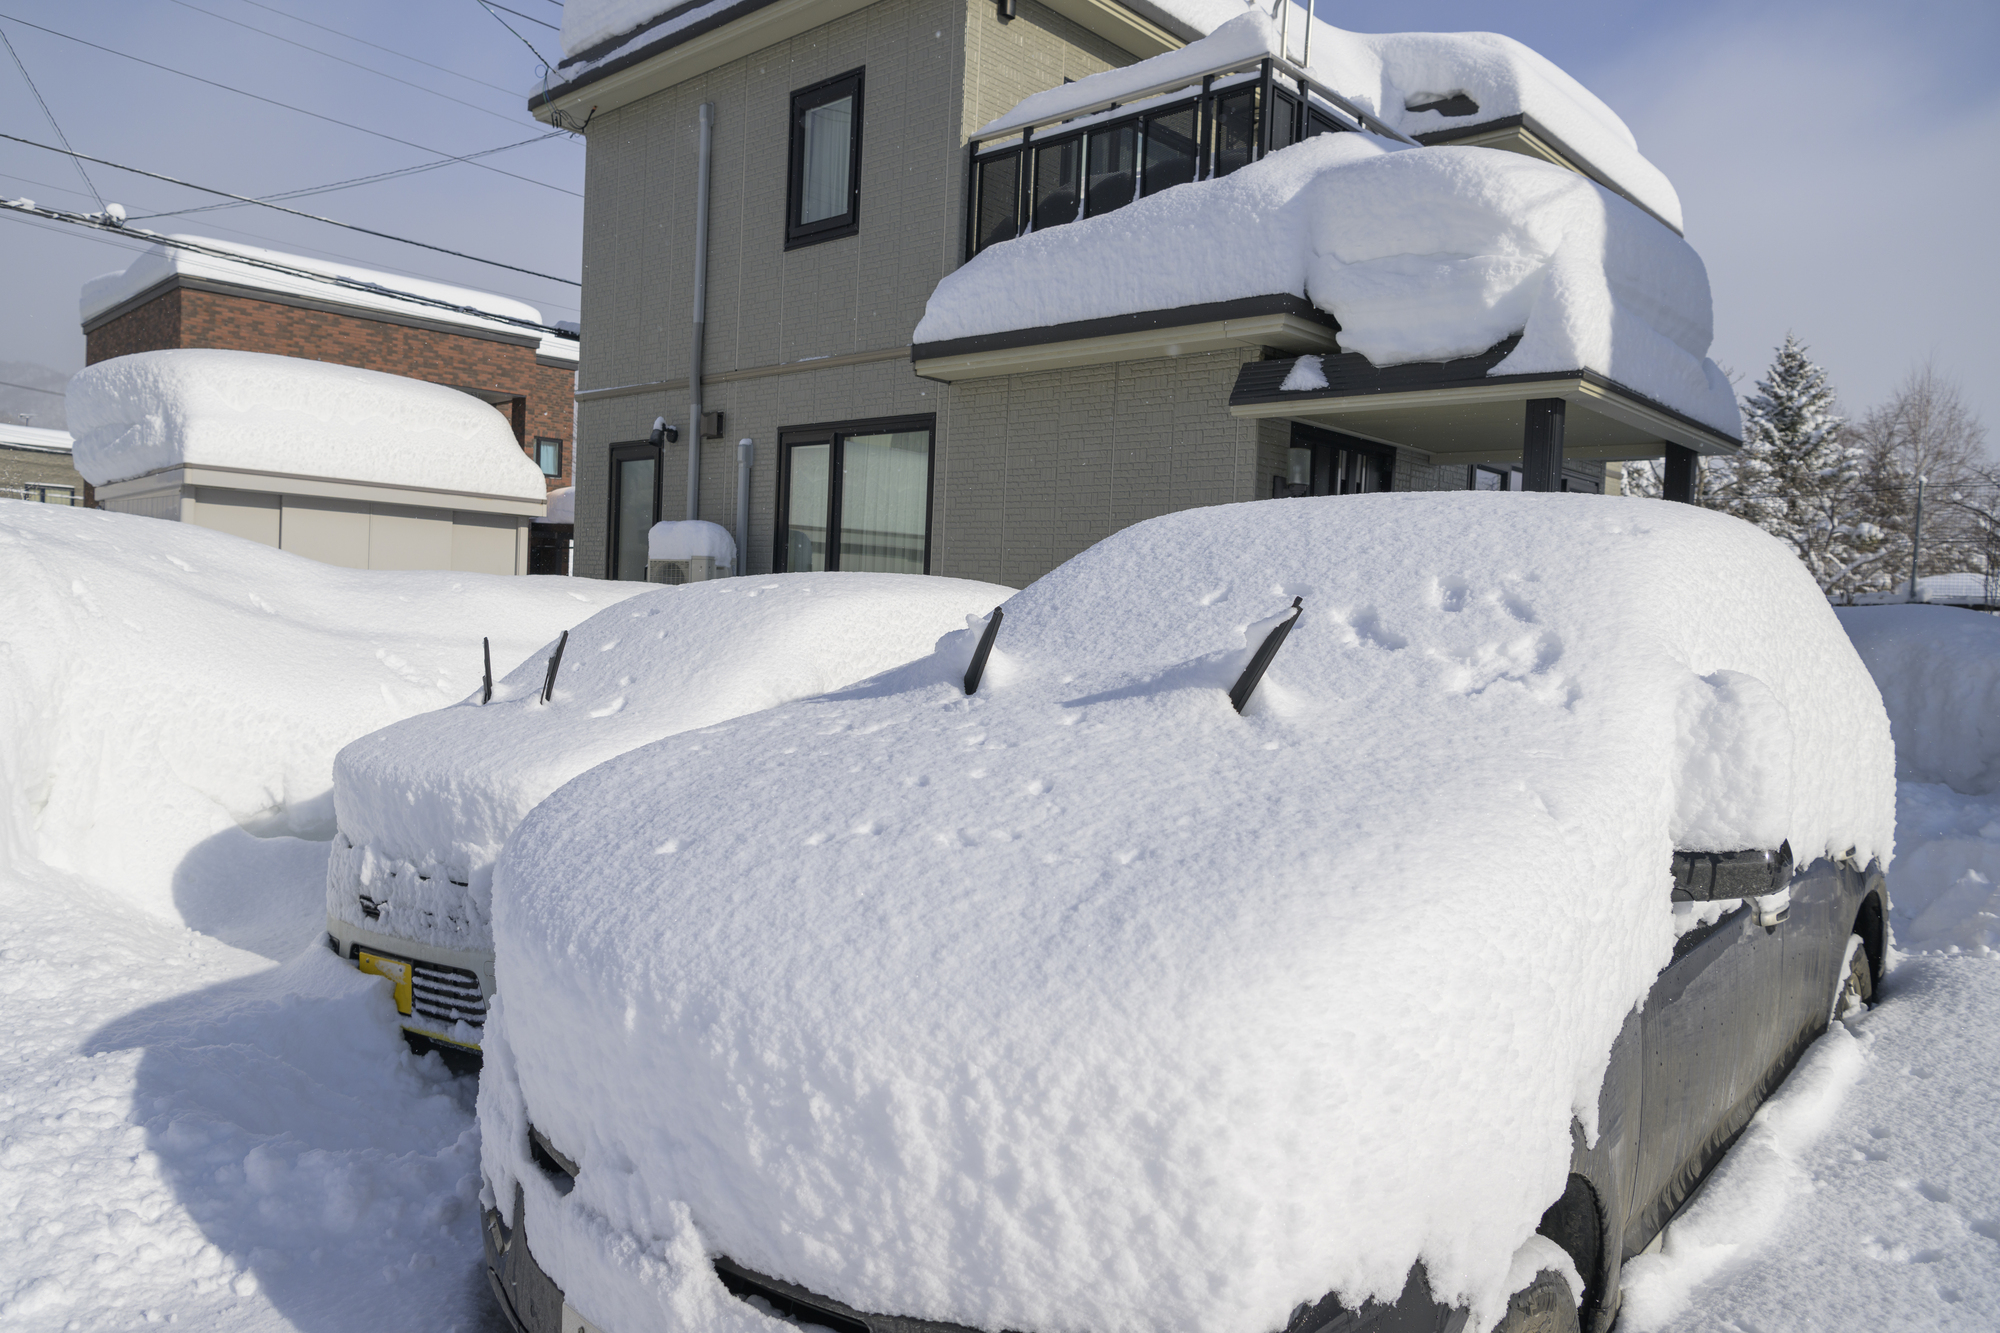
[[647, 555, 731, 584]]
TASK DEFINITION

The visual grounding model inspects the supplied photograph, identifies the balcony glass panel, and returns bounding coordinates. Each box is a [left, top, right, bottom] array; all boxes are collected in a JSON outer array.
[[975, 152, 1021, 253], [1142, 106, 1198, 197], [1084, 124, 1137, 217], [1033, 138, 1081, 231], [1214, 87, 1258, 177], [1270, 89, 1299, 152]]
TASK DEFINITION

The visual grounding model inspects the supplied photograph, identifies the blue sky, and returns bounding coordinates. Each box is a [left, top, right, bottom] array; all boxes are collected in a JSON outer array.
[[1, 0, 1994, 441]]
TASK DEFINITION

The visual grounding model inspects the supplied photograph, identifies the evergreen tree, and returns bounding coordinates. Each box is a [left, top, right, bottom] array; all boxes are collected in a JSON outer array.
[[1717, 336, 1881, 594]]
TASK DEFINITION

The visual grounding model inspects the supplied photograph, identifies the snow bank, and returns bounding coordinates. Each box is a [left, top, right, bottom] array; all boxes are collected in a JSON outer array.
[[917, 127, 1736, 434], [483, 495, 1891, 1333], [975, 10, 1679, 230], [81, 233, 578, 363], [327, 572, 1014, 955], [69, 349, 551, 499], [541, 486, 576, 525], [647, 519, 735, 563], [0, 503, 639, 918], [1836, 606, 2000, 794]]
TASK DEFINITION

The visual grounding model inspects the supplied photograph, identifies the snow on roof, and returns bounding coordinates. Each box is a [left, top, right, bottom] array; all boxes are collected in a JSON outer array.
[[978, 10, 1677, 228], [0, 502, 641, 919], [80, 234, 578, 365], [483, 495, 1892, 1333], [917, 128, 1738, 435], [327, 572, 1015, 955], [0, 421, 73, 453], [69, 349, 552, 500]]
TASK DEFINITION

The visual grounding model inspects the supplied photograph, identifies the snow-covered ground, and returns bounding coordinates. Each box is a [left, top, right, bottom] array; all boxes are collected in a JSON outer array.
[[2, 509, 1999, 1332]]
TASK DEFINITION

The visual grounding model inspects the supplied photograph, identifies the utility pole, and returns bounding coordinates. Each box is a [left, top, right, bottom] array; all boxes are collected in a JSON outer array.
[[1907, 476, 1926, 602]]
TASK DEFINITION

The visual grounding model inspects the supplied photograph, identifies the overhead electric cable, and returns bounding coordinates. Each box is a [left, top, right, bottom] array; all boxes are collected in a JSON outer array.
[[480, 1, 561, 33], [130, 131, 568, 219], [471, 0, 558, 73], [0, 378, 65, 397], [232, 0, 523, 96], [0, 13, 582, 198], [0, 23, 103, 209], [0, 133, 578, 285], [0, 199, 576, 335], [165, 0, 539, 127]]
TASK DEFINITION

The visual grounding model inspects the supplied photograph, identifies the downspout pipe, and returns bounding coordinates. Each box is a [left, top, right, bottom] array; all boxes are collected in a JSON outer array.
[[735, 438, 754, 574], [687, 102, 714, 521]]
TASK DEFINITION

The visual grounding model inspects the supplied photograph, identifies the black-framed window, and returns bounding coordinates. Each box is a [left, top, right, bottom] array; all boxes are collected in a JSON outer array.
[[1271, 423, 1392, 498], [533, 436, 562, 477], [776, 416, 934, 574], [607, 441, 661, 581], [787, 69, 863, 249]]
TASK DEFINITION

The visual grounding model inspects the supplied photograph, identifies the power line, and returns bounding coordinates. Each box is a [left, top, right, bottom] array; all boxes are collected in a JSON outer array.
[[231, 0, 523, 97], [0, 12, 581, 198], [0, 377, 65, 398], [166, 0, 537, 129], [472, 0, 558, 74], [131, 131, 569, 220], [480, 1, 561, 33], [0, 22, 102, 210], [0, 199, 577, 336], [1, 132, 578, 285]]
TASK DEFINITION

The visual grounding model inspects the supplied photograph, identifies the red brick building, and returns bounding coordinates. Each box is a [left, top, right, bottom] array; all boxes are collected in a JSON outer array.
[[81, 237, 578, 498]]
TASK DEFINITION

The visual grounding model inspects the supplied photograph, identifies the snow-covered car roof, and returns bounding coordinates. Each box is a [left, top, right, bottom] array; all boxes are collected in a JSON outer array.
[[482, 495, 1893, 1333], [328, 573, 1013, 954], [70, 349, 552, 499]]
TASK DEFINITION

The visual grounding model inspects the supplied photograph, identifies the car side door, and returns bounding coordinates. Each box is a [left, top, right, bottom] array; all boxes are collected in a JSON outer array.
[[1623, 863, 1787, 1257]]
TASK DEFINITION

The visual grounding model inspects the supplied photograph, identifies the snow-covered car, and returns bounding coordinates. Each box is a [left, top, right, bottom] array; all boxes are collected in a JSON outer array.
[[324, 572, 1013, 1067], [475, 495, 1894, 1333]]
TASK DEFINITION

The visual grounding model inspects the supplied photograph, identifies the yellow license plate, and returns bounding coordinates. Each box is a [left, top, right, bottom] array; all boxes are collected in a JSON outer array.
[[357, 950, 414, 1016]]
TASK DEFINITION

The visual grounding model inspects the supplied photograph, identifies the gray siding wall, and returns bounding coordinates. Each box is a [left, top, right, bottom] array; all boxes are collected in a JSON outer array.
[[572, 0, 1131, 580], [936, 348, 1272, 588]]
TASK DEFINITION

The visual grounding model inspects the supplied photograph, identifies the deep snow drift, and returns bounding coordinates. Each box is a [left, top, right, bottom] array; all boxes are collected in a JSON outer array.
[[328, 572, 1014, 955], [481, 495, 1891, 1333], [69, 349, 552, 500], [0, 504, 639, 920]]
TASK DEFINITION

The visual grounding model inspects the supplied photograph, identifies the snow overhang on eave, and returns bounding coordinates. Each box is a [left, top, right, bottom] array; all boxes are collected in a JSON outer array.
[[531, 0, 1187, 124], [911, 295, 1339, 382], [1417, 113, 1681, 236], [91, 463, 549, 516], [1229, 347, 1740, 462]]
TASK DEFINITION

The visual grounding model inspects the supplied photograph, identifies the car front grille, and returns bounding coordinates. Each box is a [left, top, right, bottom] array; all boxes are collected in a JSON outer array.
[[411, 959, 487, 1029]]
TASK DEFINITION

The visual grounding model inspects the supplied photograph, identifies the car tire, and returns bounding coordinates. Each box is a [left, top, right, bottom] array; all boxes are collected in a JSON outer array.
[[1832, 931, 1873, 1023], [1491, 1269, 1580, 1333]]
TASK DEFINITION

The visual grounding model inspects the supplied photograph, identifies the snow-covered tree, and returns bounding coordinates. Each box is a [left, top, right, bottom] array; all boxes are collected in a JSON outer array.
[[1710, 336, 1883, 595]]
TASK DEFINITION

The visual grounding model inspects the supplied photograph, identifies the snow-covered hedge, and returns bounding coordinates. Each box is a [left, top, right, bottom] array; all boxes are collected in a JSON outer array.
[[0, 504, 637, 918], [328, 573, 1014, 954], [481, 494, 1892, 1333]]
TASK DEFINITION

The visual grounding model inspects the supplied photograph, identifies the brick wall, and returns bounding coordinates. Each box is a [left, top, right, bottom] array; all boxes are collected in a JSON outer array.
[[85, 287, 576, 492]]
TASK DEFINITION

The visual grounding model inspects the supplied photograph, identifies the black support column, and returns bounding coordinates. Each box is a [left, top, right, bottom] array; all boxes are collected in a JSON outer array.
[[1521, 397, 1567, 492], [1662, 444, 1698, 504]]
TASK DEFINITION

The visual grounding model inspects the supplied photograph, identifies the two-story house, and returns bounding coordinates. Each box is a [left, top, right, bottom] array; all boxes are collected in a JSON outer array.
[[532, 0, 1738, 588]]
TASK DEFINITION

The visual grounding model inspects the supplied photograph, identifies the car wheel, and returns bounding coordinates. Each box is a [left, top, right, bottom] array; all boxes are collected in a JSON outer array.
[[1491, 1269, 1580, 1333], [1832, 931, 1873, 1023]]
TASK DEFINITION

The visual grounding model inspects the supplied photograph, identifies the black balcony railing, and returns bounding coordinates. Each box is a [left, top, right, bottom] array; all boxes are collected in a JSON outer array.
[[966, 55, 1412, 260]]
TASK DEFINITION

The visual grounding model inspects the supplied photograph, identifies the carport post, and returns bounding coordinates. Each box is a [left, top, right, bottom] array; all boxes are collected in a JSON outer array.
[[1663, 445, 1698, 504], [1521, 398, 1566, 492]]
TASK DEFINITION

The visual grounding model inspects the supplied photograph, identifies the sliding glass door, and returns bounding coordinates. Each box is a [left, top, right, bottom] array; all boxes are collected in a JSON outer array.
[[777, 418, 933, 575]]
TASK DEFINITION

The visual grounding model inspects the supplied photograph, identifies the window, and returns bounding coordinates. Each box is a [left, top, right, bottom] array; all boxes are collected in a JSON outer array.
[[533, 437, 562, 477], [787, 69, 863, 248], [777, 417, 934, 574], [1271, 424, 1391, 497], [607, 441, 661, 581]]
